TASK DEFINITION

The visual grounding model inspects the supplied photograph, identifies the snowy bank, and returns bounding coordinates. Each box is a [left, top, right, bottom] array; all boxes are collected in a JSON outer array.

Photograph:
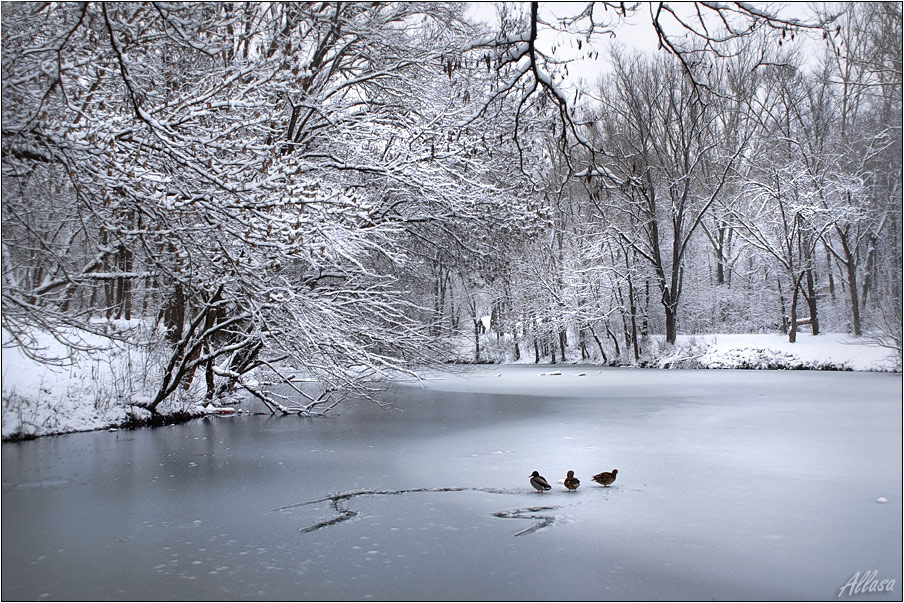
[[677, 333, 900, 372], [1, 326, 218, 441]]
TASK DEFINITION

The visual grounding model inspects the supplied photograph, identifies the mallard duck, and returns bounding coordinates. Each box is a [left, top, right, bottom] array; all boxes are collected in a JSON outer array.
[[592, 469, 618, 487], [529, 470, 551, 493], [563, 470, 580, 491]]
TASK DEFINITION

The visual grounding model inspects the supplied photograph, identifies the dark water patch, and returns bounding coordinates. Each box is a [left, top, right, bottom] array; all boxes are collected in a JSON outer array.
[[115, 409, 202, 430]]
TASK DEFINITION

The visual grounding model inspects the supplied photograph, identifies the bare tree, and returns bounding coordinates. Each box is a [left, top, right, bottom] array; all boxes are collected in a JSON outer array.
[[588, 51, 752, 344], [817, 3, 902, 346], [733, 57, 838, 343]]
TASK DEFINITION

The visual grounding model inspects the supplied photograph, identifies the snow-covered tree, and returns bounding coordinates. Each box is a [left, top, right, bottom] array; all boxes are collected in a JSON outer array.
[[587, 51, 751, 345], [1, 2, 533, 413]]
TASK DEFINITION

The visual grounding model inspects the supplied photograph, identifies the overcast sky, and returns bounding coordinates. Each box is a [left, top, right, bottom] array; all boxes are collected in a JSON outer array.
[[467, 2, 830, 96]]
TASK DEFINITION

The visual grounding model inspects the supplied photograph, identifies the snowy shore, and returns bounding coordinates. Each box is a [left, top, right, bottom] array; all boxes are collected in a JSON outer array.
[[2, 330, 899, 441]]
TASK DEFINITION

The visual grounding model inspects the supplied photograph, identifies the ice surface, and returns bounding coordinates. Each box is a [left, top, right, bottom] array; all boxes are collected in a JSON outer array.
[[2, 366, 901, 600]]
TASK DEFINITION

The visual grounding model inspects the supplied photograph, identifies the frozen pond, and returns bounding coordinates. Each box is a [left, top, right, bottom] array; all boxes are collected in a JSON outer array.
[[2, 366, 901, 601]]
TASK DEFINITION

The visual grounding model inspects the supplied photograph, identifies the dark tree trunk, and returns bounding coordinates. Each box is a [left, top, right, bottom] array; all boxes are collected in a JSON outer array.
[[513, 321, 521, 361], [716, 225, 726, 285], [449, 293, 458, 331], [641, 280, 649, 338], [860, 235, 877, 311], [205, 349, 216, 400], [804, 268, 820, 335], [164, 284, 186, 345], [589, 325, 608, 364], [558, 327, 567, 363], [664, 306, 678, 346], [839, 232, 863, 336], [626, 273, 640, 358], [789, 286, 799, 343], [788, 272, 805, 343], [114, 245, 133, 320], [777, 277, 788, 333], [824, 244, 836, 301], [532, 317, 540, 363], [605, 323, 619, 358], [845, 255, 862, 337], [432, 263, 446, 337], [621, 314, 632, 361]]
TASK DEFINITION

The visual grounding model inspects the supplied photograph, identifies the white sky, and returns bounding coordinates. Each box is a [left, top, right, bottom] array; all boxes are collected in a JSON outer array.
[[467, 2, 830, 93]]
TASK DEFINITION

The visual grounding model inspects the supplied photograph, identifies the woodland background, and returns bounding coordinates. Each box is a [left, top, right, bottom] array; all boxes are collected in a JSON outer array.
[[2, 2, 901, 423]]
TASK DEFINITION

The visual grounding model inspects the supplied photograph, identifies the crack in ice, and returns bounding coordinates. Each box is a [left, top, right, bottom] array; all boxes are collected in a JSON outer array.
[[272, 487, 562, 537], [491, 506, 559, 537]]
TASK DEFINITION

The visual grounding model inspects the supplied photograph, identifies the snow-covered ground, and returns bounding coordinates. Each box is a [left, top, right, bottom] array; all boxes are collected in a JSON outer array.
[[2, 366, 900, 600], [1, 326, 211, 440], [677, 332, 900, 371]]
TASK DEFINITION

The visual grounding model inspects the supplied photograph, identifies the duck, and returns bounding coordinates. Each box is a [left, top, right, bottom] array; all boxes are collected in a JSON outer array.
[[529, 470, 551, 493], [592, 469, 618, 487], [563, 470, 580, 491]]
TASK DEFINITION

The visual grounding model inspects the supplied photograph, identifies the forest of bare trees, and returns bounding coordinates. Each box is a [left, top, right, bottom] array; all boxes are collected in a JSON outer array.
[[2, 2, 901, 416]]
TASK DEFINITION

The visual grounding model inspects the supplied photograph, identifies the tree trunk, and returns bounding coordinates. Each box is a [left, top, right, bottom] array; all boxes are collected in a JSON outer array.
[[532, 317, 540, 363], [589, 325, 608, 364], [164, 284, 186, 345], [432, 263, 446, 337], [558, 327, 567, 363], [824, 244, 836, 301], [641, 280, 649, 338], [513, 322, 521, 361], [450, 294, 458, 331], [606, 323, 621, 358], [777, 277, 788, 334], [490, 302, 500, 339], [838, 233, 863, 336], [860, 235, 877, 311], [626, 276, 640, 359], [789, 285, 799, 343], [664, 306, 678, 346], [844, 253, 862, 337], [788, 272, 806, 343], [804, 268, 820, 335], [716, 225, 726, 285], [114, 245, 134, 320], [621, 314, 632, 361], [205, 347, 216, 400]]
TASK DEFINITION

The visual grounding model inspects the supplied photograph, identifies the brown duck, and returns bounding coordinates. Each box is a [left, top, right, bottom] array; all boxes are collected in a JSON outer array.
[[563, 470, 580, 491], [592, 469, 618, 487]]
